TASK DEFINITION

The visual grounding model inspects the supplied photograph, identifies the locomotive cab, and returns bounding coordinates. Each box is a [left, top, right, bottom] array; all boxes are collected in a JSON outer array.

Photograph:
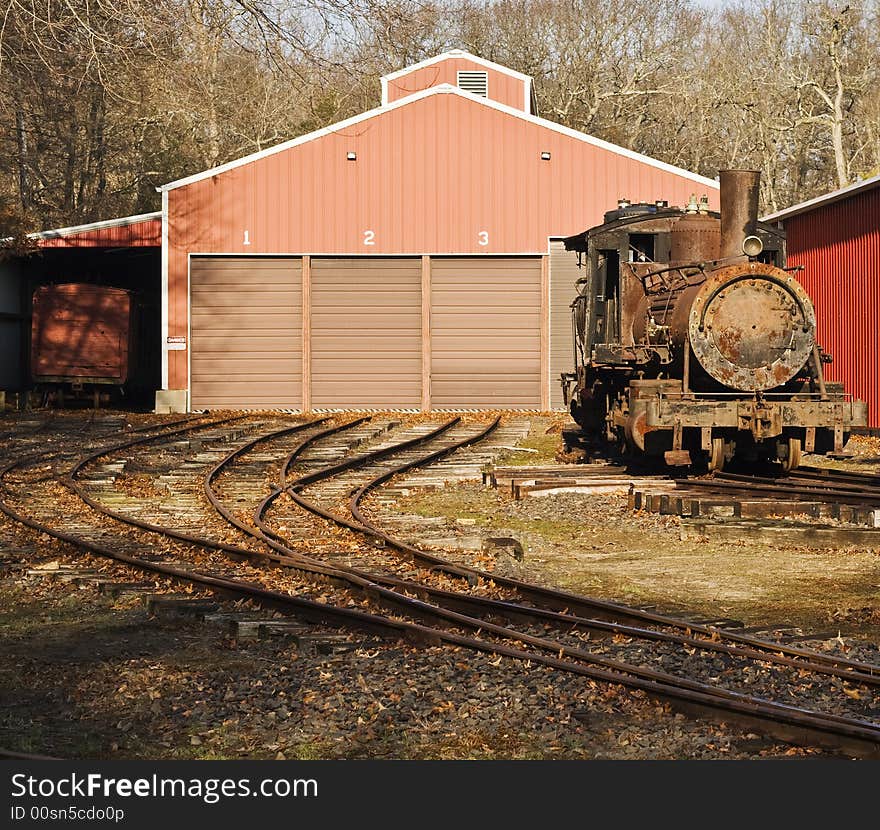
[[562, 171, 867, 471]]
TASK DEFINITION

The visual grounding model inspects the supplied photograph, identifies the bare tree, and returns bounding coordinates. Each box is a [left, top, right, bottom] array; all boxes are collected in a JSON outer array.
[[1, 0, 878, 225]]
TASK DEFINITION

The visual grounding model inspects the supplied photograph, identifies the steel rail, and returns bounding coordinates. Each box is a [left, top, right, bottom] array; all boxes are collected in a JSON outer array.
[[242, 419, 880, 753], [61, 412, 880, 684], [11, 462, 880, 757], [251, 415, 880, 678], [341, 430, 880, 685], [63, 417, 328, 563], [199, 420, 880, 696], [718, 471, 880, 494], [68, 414, 259, 480], [785, 465, 880, 486], [684, 474, 880, 506], [1, 414, 226, 490], [244, 422, 880, 755], [7, 415, 880, 757], [333, 434, 880, 676]]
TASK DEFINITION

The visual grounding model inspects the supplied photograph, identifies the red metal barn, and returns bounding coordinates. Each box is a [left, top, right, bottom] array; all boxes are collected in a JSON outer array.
[[763, 174, 880, 428], [158, 50, 720, 412]]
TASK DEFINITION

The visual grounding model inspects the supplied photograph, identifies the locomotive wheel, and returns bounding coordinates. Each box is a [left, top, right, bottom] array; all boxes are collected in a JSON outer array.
[[708, 437, 725, 472], [781, 437, 802, 472]]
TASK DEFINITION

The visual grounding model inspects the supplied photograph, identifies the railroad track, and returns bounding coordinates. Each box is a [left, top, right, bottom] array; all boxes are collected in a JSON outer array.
[[253, 418, 880, 756], [616, 461, 880, 537], [3, 414, 880, 758], [0, 414, 415, 638], [705, 466, 880, 507]]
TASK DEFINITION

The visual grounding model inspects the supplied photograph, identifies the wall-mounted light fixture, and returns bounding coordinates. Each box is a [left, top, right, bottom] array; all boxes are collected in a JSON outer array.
[[540, 151, 551, 160], [347, 151, 357, 161]]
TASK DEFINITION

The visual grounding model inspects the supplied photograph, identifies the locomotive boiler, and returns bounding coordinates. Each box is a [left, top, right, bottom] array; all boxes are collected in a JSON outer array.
[[561, 170, 867, 471]]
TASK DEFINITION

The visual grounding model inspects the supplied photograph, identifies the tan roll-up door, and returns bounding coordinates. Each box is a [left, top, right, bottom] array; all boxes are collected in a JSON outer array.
[[190, 257, 302, 409], [311, 257, 421, 408], [431, 257, 541, 408], [549, 240, 580, 409]]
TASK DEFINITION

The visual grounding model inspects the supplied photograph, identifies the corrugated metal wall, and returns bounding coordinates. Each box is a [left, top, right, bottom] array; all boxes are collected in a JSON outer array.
[[37, 218, 161, 248], [190, 257, 302, 409], [430, 257, 541, 408], [784, 185, 880, 427], [165, 90, 716, 394], [549, 240, 581, 410], [311, 258, 422, 408]]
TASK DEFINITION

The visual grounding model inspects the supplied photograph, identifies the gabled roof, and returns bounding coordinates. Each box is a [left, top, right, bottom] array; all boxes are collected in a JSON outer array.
[[762, 173, 880, 223], [158, 84, 719, 193], [379, 49, 533, 109], [380, 49, 532, 86]]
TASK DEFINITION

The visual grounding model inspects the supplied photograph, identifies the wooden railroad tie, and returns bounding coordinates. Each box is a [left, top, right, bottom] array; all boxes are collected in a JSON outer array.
[[631, 486, 880, 527]]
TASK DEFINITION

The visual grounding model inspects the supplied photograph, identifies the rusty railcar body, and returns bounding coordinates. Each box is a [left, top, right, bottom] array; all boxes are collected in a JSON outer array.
[[31, 283, 135, 403], [561, 170, 867, 471]]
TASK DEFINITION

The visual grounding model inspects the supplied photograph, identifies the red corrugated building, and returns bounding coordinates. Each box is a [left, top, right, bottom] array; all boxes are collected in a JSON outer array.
[[157, 50, 720, 412], [32, 213, 161, 248], [764, 174, 880, 427]]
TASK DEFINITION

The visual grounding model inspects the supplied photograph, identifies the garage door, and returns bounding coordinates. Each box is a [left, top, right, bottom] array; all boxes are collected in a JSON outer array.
[[311, 258, 421, 408], [190, 257, 302, 409], [431, 257, 541, 408]]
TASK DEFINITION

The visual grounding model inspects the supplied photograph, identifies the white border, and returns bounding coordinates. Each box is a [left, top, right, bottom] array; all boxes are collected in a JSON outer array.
[[762, 173, 880, 223], [30, 211, 161, 239], [381, 50, 532, 112], [160, 192, 169, 389], [186, 253, 191, 409], [158, 84, 718, 193], [381, 50, 531, 85]]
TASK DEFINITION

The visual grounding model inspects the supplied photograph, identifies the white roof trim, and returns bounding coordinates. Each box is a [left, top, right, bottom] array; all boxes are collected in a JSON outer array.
[[381, 49, 531, 85], [381, 49, 533, 111], [762, 173, 880, 223], [31, 211, 161, 239], [159, 84, 718, 193]]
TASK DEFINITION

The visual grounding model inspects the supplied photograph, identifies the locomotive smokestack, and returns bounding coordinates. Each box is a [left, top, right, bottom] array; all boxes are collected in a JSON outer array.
[[719, 169, 760, 259]]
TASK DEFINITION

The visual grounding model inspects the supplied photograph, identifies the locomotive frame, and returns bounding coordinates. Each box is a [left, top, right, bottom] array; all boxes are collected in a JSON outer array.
[[561, 170, 867, 471]]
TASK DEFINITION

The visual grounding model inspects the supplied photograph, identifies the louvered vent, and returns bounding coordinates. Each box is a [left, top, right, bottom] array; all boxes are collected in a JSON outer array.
[[457, 70, 488, 97]]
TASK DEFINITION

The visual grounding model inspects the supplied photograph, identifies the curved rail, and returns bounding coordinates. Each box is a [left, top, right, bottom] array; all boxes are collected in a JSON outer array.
[[238, 418, 880, 756], [7, 414, 880, 758]]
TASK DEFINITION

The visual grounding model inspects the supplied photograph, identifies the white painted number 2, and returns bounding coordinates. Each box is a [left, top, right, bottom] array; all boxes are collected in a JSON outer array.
[[363, 230, 375, 246], [478, 230, 489, 246]]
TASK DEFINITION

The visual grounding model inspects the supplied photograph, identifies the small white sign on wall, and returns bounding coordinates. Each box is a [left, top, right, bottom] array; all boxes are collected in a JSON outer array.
[[167, 336, 187, 351]]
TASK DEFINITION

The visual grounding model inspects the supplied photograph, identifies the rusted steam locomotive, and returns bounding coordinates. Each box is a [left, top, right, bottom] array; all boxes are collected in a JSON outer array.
[[561, 170, 867, 471]]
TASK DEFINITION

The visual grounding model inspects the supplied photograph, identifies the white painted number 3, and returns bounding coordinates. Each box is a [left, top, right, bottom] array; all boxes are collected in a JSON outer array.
[[363, 230, 375, 246], [478, 231, 489, 246]]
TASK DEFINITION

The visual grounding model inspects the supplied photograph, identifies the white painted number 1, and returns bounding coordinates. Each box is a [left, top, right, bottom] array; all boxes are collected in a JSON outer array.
[[243, 230, 251, 245], [478, 231, 489, 246], [363, 230, 375, 246]]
